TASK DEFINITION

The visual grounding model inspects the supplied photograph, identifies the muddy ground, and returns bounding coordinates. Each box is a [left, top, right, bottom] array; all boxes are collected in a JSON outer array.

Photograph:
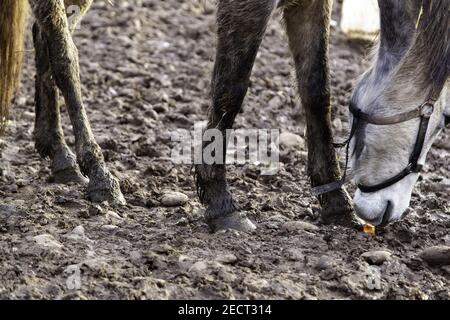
[[0, 0, 449, 300]]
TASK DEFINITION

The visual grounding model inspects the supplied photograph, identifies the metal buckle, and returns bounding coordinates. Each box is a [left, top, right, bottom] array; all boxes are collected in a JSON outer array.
[[420, 101, 435, 118]]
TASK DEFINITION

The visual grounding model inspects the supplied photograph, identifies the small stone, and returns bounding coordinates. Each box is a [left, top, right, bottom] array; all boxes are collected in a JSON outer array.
[[33, 234, 63, 250], [160, 191, 189, 207], [315, 256, 335, 271], [178, 255, 195, 271], [175, 217, 189, 226], [71, 225, 85, 237], [63, 264, 80, 276], [279, 132, 305, 150], [282, 220, 319, 233], [65, 225, 93, 244], [130, 251, 142, 263], [189, 261, 208, 274], [106, 210, 124, 222], [101, 224, 119, 231], [361, 250, 392, 265], [215, 253, 238, 265], [420, 246, 450, 266], [284, 248, 304, 261]]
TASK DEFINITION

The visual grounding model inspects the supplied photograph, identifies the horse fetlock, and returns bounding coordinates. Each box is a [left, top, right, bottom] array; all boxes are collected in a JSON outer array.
[[77, 143, 105, 175]]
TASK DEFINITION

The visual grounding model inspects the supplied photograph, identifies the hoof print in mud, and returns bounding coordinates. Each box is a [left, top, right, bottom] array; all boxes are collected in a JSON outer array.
[[208, 212, 256, 233]]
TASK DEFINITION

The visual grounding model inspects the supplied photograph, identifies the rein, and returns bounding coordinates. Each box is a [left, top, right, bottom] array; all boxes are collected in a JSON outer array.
[[312, 98, 449, 196]]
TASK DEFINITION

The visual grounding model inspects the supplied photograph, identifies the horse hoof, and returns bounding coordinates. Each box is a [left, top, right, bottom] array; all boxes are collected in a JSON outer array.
[[320, 211, 360, 229], [320, 188, 359, 229], [87, 169, 126, 206], [207, 211, 257, 233], [52, 165, 88, 185]]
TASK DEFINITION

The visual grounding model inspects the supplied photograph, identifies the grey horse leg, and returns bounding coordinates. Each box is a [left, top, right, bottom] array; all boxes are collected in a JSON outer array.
[[32, 0, 94, 184], [32, 22, 87, 184], [283, 0, 354, 223], [195, 0, 277, 232], [30, 0, 125, 205]]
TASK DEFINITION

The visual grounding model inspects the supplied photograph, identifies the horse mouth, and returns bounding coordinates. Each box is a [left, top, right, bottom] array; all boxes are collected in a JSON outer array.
[[363, 201, 393, 226]]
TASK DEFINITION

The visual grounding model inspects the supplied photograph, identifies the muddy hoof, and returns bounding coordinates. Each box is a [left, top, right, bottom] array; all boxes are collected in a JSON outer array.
[[53, 166, 88, 185], [320, 188, 358, 229], [87, 168, 126, 206], [208, 212, 256, 233], [51, 148, 88, 185], [320, 211, 360, 229]]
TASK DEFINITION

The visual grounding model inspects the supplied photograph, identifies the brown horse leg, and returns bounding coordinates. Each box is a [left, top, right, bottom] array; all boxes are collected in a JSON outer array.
[[30, 0, 125, 205], [195, 0, 277, 232], [283, 0, 354, 224]]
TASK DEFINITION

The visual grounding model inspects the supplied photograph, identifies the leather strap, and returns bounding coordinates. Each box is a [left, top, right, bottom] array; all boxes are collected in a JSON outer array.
[[349, 101, 433, 125], [357, 114, 430, 193]]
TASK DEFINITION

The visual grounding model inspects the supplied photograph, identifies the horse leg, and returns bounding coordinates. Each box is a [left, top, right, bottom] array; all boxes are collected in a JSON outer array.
[[32, 23, 86, 184], [195, 0, 277, 232], [283, 0, 354, 223], [32, 0, 93, 184], [30, 0, 125, 205]]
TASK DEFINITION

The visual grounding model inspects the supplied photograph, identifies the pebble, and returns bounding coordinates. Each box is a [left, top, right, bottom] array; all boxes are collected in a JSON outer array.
[[65, 225, 94, 244], [178, 255, 195, 271], [282, 220, 319, 233], [101, 224, 119, 231], [106, 210, 124, 223], [160, 191, 189, 207], [361, 250, 392, 265], [33, 234, 63, 250], [188, 261, 209, 274], [420, 246, 450, 266], [215, 253, 238, 265], [279, 132, 305, 150], [130, 251, 142, 263], [315, 255, 335, 271], [71, 225, 86, 237], [284, 248, 304, 261]]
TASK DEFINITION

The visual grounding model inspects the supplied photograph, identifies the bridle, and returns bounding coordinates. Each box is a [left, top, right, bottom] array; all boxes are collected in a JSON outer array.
[[313, 97, 450, 196]]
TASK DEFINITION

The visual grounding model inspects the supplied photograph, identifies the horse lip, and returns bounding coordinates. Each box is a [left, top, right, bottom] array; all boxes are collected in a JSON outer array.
[[380, 201, 393, 227], [361, 201, 392, 226]]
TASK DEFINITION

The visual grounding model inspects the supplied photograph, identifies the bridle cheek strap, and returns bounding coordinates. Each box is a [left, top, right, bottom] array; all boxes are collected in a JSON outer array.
[[356, 113, 430, 193], [312, 100, 438, 196]]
